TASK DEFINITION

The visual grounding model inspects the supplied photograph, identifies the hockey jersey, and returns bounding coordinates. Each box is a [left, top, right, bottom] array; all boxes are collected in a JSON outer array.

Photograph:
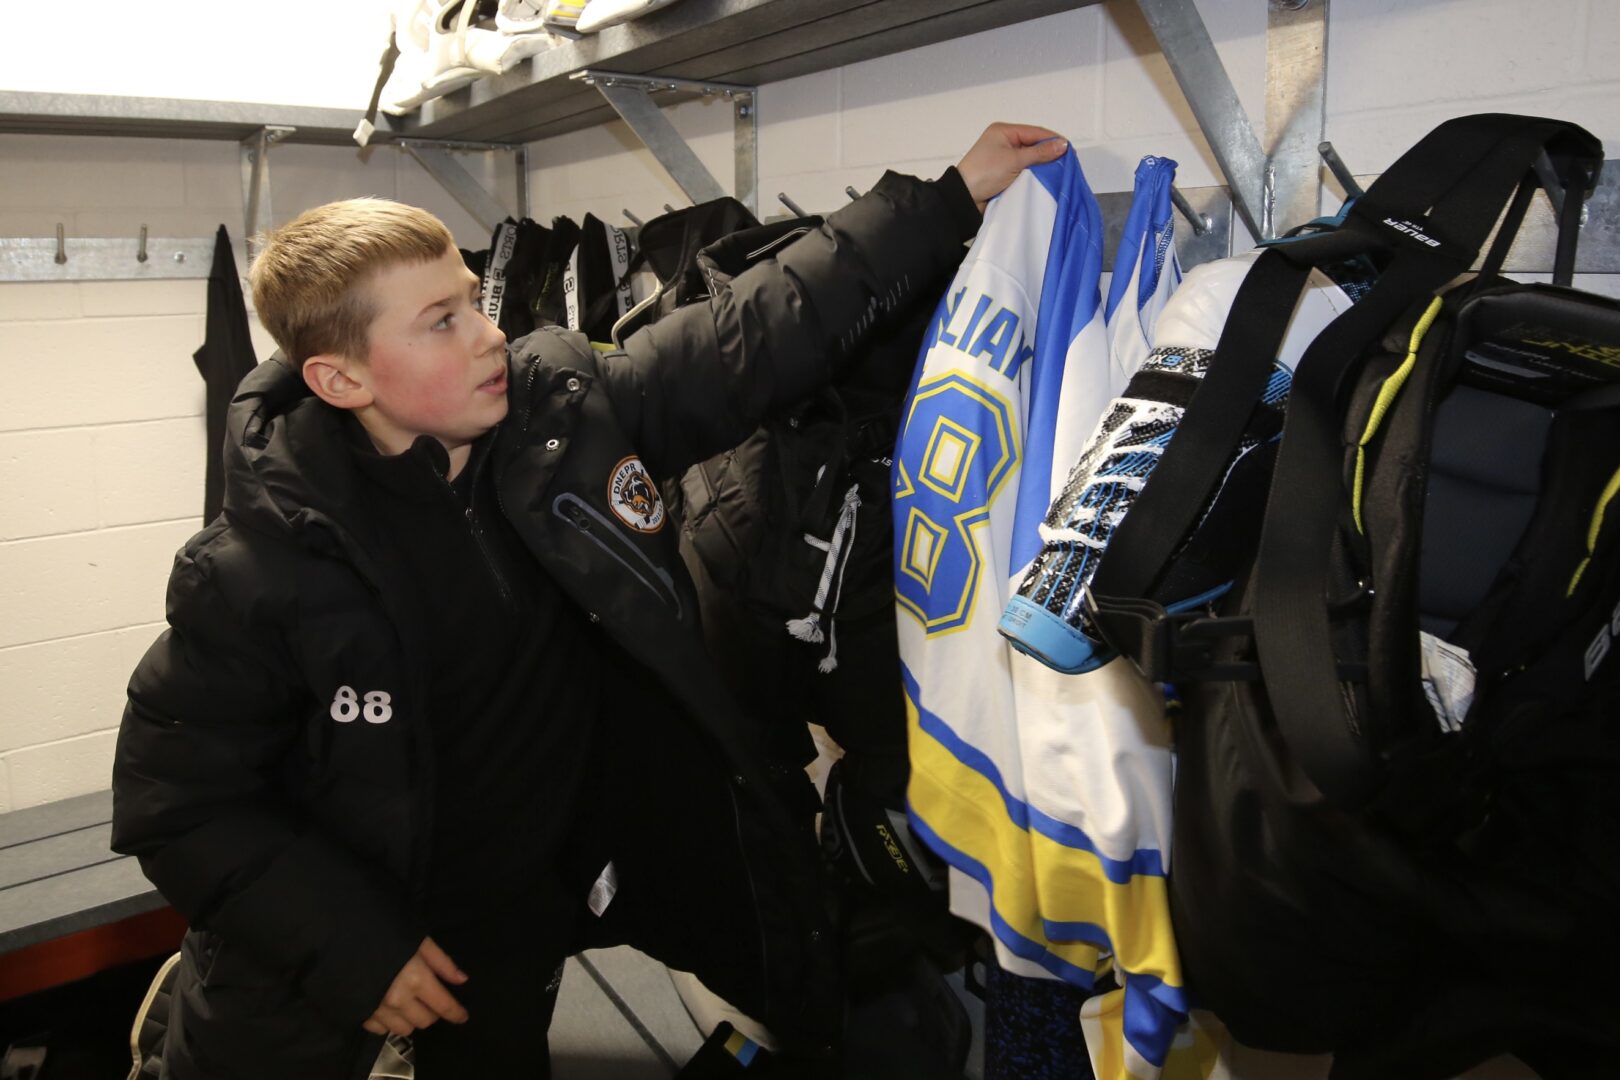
[[896, 150, 1190, 1076], [1105, 156, 1183, 386]]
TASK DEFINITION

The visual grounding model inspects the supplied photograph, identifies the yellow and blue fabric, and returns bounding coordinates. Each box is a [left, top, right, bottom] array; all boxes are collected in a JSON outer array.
[[722, 1027, 762, 1067], [1081, 996, 1237, 1080], [894, 149, 1191, 1077]]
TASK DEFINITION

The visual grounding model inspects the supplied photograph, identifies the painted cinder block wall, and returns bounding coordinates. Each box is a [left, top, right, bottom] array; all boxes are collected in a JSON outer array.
[[2, 0, 1617, 811], [524, 0, 1620, 238]]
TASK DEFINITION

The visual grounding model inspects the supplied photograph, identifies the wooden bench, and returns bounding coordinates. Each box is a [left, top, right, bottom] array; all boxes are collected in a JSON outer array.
[[0, 790, 184, 1002]]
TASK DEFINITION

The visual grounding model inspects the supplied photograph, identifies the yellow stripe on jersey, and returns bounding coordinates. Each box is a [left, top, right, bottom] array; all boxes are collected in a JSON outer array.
[[906, 694, 1183, 986], [1082, 990, 1232, 1080]]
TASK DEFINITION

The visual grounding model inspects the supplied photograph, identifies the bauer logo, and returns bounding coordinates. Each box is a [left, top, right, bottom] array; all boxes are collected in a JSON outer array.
[[1383, 217, 1442, 248], [1583, 598, 1620, 681], [608, 456, 665, 533]]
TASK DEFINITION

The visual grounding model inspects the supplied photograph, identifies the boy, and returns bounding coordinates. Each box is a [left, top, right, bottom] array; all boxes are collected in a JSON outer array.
[[111, 123, 1067, 1079]]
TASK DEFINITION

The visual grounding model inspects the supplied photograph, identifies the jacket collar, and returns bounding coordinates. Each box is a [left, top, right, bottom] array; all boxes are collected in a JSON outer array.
[[221, 356, 395, 569], [344, 414, 484, 506]]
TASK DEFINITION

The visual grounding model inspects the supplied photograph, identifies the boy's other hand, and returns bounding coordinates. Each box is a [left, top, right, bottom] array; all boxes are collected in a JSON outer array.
[[363, 936, 470, 1037], [956, 123, 1069, 212]]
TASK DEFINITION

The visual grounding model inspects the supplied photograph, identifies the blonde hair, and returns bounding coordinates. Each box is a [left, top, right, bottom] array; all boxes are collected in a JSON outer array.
[[249, 198, 456, 368]]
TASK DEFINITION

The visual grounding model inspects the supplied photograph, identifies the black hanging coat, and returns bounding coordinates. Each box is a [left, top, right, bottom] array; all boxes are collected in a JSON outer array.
[[191, 226, 256, 523]]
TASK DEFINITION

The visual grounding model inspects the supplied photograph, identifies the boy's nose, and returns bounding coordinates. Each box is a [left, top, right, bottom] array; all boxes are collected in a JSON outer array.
[[480, 315, 507, 352]]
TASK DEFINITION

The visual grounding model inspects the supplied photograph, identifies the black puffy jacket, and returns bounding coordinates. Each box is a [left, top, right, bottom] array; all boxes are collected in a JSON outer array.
[[111, 169, 980, 1076]]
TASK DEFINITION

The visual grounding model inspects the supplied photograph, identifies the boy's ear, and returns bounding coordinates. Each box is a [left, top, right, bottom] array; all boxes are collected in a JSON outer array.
[[302, 353, 373, 410]]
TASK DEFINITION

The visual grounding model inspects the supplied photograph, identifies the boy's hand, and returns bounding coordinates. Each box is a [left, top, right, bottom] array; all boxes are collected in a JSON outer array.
[[956, 123, 1070, 212], [362, 936, 470, 1037]]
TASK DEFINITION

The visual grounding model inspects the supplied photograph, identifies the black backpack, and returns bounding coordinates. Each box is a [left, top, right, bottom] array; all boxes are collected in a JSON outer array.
[[1082, 115, 1620, 1076]]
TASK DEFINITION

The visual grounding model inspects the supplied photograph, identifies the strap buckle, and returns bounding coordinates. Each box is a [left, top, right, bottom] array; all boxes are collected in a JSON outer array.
[[1083, 587, 1371, 686], [1081, 587, 1260, 683]]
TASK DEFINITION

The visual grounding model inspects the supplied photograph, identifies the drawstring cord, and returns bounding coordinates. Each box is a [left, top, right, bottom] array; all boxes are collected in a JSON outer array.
[[785, 483, 862, 672]]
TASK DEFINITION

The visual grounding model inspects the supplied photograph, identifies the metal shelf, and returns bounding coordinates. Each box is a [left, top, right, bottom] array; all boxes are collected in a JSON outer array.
[[0, 91, 388, 147], [0, 1, 1097, 149], [400, 0, 1100, 144]]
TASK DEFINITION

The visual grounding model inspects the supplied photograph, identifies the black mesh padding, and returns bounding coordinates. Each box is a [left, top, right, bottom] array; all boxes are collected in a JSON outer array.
[[1419, 384, 1552, 637]]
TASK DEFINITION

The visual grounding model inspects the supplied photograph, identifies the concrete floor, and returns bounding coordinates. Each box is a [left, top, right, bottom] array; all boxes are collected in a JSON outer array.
[[548, 948, 697, 1078], [546, 948, 988, 1079], [481, 948, 1540, 1079]]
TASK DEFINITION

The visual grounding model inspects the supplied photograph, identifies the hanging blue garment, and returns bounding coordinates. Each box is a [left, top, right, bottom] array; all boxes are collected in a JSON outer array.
[[896, 150, 1191, 1079]]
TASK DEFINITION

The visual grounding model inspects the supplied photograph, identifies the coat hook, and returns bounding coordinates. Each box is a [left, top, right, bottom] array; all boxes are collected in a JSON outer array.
[[663, 203, 677, 214], [1169, 187, 1211, 237], [54, 224, 67, 265], [778, 192, 807, 217], [845, 186, 861, 201], [137, 225, 150, 264], [623, 208, 644, 227], [1317, 141, 1365, 200]]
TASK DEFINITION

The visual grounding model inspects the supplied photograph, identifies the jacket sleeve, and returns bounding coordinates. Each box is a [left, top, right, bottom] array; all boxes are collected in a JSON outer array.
[[111, 536, 423, 1028], [603, 167, 981, 479]]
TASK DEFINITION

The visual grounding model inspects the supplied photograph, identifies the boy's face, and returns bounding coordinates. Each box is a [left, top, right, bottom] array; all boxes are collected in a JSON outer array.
[[349, 246, 509, 461]]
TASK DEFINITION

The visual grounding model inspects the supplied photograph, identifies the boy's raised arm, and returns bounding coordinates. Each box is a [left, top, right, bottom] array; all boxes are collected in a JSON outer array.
[[583, 123, 1066, 479]]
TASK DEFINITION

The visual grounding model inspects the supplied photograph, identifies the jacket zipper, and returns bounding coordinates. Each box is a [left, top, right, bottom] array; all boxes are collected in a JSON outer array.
[[725, 779, 774, 1022], [517, 353, 547, 434], [495, 359, 549, 527], [448, 438, 513, 604]]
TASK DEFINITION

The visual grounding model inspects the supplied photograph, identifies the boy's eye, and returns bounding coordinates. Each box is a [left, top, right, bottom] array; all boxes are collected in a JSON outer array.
[[433, 313, 455, 330]]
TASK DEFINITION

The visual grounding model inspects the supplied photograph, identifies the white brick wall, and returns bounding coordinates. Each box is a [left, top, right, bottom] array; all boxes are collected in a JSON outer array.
[[526, 0, 1270, 225], [0, 132, 503, 812]]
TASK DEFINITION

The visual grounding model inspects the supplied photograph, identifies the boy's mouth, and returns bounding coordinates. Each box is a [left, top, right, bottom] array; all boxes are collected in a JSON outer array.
[[479, 370, 508, 393]]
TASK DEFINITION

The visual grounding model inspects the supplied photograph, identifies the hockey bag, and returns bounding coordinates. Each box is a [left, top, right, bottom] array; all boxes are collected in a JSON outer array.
[[1080, 114, 1617, 1077]]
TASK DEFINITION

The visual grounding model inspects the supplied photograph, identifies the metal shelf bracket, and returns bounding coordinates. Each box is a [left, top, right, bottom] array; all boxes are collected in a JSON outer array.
[[1264, 0, 1328, 237], [398, 139, 527, 233], [240, 125, 294, 261], [573, 69, 759, 218], [1135, 0, 1330, 240]]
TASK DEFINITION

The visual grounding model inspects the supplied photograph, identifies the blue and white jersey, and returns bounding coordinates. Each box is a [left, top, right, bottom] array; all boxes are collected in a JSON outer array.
[[895, 150, 1190, 1078], [1105, 156, 1183, 386]]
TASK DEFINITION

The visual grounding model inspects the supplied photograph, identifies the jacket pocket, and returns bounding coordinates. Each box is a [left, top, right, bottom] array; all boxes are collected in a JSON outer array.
[[552, 493, 684, 617]]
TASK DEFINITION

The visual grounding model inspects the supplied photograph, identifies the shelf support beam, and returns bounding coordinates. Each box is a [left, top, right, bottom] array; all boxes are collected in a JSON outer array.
[[1136, 0, 1330, 240], [1265, 0, 1329, 237], [574, 70, 758, 216], [399, 140, 518, 233], [240, 126, 293, 261], [1135, 0, 1268, 238], [734, 94, 758, 218]]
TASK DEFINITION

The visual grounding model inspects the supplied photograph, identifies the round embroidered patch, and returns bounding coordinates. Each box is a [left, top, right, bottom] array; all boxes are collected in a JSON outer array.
[[608, 455, 665, 533]]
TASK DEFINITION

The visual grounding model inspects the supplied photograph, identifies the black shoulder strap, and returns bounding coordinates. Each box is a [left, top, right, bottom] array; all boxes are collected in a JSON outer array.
[[1251, 116, 1603, 808], [1085, 114, 1592, 610], [1087, 243, 1321, 602]]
